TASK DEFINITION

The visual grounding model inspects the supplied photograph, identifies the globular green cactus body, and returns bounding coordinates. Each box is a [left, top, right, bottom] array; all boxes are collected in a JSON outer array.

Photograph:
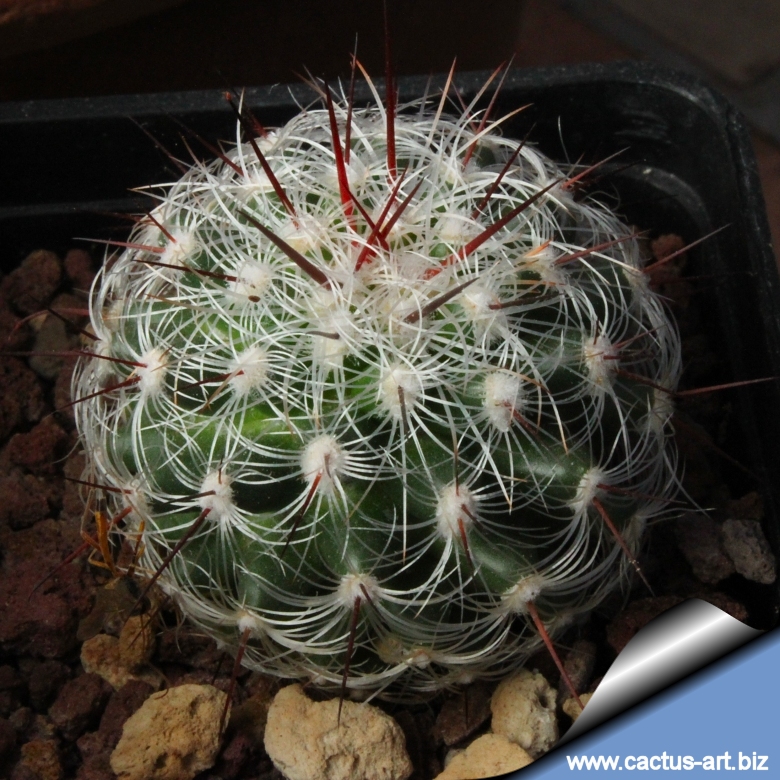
[[74, 91, 681, 696]]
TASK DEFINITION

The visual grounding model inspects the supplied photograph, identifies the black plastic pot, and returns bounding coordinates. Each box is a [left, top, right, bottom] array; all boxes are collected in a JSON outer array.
[[1, 61, 779, 625]]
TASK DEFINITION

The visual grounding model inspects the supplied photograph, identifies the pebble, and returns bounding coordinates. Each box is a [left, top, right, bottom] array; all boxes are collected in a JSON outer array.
[[264, 683, 413, 780], [110, 684, 226, 780], [563, 691, 594, 722], [721, 518, 777, 584], [76, 581, 139, 643], [433, 733, 532, 779], [674, 513, 735, 584], [81, 615, 159, 690], [29, 315, 71, 380], [490, 670, 558, 758]]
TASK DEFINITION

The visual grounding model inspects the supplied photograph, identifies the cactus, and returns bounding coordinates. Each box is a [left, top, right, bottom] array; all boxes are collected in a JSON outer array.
[[73, 75, 681, 698]]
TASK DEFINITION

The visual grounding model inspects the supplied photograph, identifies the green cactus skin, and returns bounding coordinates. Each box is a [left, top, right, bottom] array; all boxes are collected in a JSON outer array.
[[73, 86, 681, 698]]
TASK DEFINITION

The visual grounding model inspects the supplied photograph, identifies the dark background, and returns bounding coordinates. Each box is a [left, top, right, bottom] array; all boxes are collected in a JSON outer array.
[[0, 0, 709, 101], [0, 0, 777, 258]]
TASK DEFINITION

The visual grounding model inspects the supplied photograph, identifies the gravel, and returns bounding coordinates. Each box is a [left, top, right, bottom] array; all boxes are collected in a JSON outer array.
[[0, 242, 772, 779]]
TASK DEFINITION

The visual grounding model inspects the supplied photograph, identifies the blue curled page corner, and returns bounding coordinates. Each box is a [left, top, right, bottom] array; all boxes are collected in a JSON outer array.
[[504, 598, 767, 778]]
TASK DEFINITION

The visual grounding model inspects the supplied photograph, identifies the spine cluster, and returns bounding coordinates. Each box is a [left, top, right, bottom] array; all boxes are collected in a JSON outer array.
[[74, 87, 681, 697]]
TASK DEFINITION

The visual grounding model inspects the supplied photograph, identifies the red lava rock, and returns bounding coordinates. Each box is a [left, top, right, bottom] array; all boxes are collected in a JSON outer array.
[[8, 707, 34, 740], [0, 473, 53, 530], [19, 660, 72, 713], [0, 716, 16, 762], [0, 666, 27, 717], [50, 291, 88, 319], [0, 302, 33, 352], [1, 250, 63, 316], [243, 672, 278, 702], [226, 674, 278, 749], [395, 710, 440, 780], [690, 591, 749, 624], [49, 292, 87, 332], [157, 626, 224, 672], [650, 234, 685, 262], [63, 250, 95, 293], [0, 520, 92, 660], [432, 682, 492, 746], [0, 358, 46, 442], [215, 732, 256, 779], [646, 236, 693, 308], [523, 644, 561, 687], [607, 596, 684, 654], [0, 561, 77, 660], [0, 224, 770, 780], [60, 449, 87, 522], [251, 755, 281, 779], [11, 737, 63, 780], [5, 418, 69, 477], [727, 491, 764, 521], [74, 680, 155, 780], [29, 714, 58, 743], [75, 730, 105, 764], [560, 639, 597, 701], [74, 679, 154, 776], [75, 732, 118, 780], [9, 765, 38, 780], [75, 765, 114, 780], [722, 518, 777, 584], [74, 757, 115, 780], [95, 679, 155, 748], [53, 355, 80, 429], [48, 673, 112, 742], [9, 764, 38, 780], [0, 516, 80, 567]]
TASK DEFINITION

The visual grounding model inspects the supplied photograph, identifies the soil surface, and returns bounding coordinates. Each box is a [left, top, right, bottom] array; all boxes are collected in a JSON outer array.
[[0, 239, 775, 780]]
